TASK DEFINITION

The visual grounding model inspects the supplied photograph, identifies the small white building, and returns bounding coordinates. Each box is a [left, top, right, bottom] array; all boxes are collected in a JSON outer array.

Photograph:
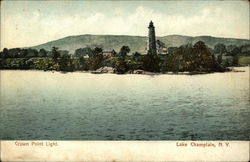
[[102, 49, 116, 57]]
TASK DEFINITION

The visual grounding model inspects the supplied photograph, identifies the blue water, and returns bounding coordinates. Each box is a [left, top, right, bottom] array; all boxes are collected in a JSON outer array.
[[0, 67, 249, 140]]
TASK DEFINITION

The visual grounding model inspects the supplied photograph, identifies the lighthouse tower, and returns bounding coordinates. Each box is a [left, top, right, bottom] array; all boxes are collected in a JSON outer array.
[[148, 21, 157, 54]]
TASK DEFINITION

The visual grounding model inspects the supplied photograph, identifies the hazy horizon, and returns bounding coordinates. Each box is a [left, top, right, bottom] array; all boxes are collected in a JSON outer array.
[[1, 0, 249, 50]]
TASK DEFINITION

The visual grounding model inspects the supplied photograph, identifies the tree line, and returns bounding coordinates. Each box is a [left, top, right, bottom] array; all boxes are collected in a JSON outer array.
[[1, 43, 249, 59], [0, 42, 249, 73]]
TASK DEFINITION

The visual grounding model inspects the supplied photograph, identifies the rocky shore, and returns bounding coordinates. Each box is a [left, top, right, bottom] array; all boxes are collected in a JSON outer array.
[[0, 58, 234, 75]]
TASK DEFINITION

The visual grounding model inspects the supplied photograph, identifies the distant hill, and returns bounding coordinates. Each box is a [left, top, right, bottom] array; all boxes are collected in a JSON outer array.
[[30, 34, 250, 54]]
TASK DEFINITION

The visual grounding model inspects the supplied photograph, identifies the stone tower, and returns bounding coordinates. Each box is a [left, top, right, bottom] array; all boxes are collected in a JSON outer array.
[[148, 21, 157, 54]]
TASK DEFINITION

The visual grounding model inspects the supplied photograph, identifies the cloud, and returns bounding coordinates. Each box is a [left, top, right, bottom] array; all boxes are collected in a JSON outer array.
[[1, 4, 249, 49]]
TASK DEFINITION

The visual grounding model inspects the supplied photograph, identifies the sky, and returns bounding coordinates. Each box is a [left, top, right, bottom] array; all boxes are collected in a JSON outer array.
[[1, 0, 249, 49]]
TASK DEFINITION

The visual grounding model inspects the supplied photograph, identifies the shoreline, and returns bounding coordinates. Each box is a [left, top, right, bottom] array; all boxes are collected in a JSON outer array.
[[0, 66, 248, 75]]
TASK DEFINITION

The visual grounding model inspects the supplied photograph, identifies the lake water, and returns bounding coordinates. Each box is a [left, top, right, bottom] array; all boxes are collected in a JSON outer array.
[[0, 67, 249, 140]]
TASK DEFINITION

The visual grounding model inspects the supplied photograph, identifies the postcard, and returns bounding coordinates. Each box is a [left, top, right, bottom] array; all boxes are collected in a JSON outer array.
[[0, 0, 249, 161]]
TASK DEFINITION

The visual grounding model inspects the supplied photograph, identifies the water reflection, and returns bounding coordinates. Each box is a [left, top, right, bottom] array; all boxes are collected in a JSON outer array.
[[0, 67, 249, 140]]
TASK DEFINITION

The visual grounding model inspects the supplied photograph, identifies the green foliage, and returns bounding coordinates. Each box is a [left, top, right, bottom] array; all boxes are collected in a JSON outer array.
[[160, 57, 169, 72], [239, 44, 250, 56], [102, 56, 117, 67], [58, 55, 71, 71], [2, 41, 244, 72], [126, 58, 142, 71], [166, 41, 224, 72], [94, 47, 103, 54], [74, 47, 92, 58], [132, 52, 143, 62], [0, 58, 29, 69], [88, 47, 103, 70], [167, 47, 178, 55], [0, 48, 9, 58], [80, 58, 89, 70], [142, 53, 160, 72], [217, 54, 222, 64], [52, 47, 60, 61], [231, 47, 241, 56], [193, 41, 207, 52], [226, 45, 237, 54], [26, 49, 38, 58], [0, 58, 59, 70], [119, 46, 130, 59], [214, 43, 226, 54], [58, 50, 69, 58], [114, 58, 128, 74], [8, 48, 21, 58], [38, 49, 47, 57]]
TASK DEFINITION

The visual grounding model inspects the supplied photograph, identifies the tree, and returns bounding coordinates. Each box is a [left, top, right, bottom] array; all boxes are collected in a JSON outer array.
[[193, 41, 207, 52], [213, 44, 223, 63], [58, 54, 71, 71], [119, 46, 130, 59], [214, 43, 226, 64], [114, 58, 128, 74], [52, 47, 60, 61], [231, 47, 241, 56], [8, 48, 21, 58], [214, 43, 227, 54], [26, 49, 38, 58], [239, 44, 250, 56], [18, 49, 28, 58], [191, 41, 224, 71], [38, 49, 47, 57], [142, 53, 160, 72], [231, 47, 240, 65], [92, 47, 103, 55], [164, 41, 224, 72], [132, 52, 143, 62], [167, 47, 178, 55], [74, 47, 92, 58], [217, 54, 222, 64], [87, 44, 103, 50], [226, 45, 237, 54], [89, 47, 103, 70], [59, 50, 70, 58], [79, 57, 89, 70], [1, 48, 9, 58], [179, 43, 193, 55]]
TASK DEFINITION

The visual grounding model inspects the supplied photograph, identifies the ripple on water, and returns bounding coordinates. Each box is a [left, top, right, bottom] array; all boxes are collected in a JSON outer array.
[[0, 69, 249, 140]]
